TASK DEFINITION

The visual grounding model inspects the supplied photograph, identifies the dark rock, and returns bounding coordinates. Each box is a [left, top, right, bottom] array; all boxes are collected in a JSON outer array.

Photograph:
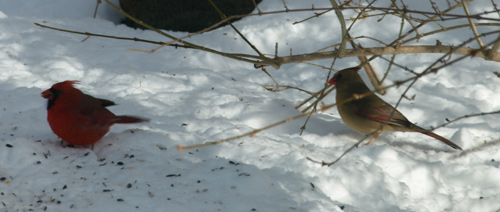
[[119, 0, 262, 32]]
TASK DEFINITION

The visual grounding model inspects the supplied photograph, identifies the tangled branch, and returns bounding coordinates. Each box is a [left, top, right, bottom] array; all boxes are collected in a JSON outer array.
[[36, 0, 500, 166]]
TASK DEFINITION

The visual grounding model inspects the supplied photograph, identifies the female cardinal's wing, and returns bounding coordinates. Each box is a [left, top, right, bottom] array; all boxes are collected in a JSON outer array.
[[355, 99, 413, 129]]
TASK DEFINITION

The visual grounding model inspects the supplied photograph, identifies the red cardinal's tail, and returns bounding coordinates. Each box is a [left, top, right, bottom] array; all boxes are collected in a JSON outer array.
[[115, 116, 149, 124]]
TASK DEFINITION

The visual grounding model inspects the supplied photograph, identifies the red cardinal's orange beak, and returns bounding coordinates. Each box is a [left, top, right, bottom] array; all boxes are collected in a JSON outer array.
[[41, 89, 53, 99]]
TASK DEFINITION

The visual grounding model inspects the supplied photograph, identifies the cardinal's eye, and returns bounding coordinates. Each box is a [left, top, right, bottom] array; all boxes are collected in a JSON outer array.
[[50, 88, 62, 98], [335, 73, 343, 80]]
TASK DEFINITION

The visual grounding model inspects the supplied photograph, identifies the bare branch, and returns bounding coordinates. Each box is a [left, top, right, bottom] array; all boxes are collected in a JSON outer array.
[[329, 0, 347, 56], [489, 33, 500, 59], [461, 0, 485, 48], [267, 42, 500, 67]]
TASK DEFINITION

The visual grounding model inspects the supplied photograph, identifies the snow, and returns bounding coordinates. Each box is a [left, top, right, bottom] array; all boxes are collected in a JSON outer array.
[[1, 0, 500, 211]]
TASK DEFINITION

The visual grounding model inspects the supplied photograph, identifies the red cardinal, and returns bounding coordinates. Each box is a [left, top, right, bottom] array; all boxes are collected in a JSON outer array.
[[329, 67, 462, 150], [41, 81, 148, 147]]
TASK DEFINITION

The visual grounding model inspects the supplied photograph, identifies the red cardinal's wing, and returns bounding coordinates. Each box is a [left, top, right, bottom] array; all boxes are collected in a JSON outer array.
[[79, 95, 118, 126], [97, 98, 116, 107]]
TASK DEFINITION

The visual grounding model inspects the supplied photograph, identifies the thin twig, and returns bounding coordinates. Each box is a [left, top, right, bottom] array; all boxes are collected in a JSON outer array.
[[380, 3, 408, 84], [93, 0, 102, 18], [295, 87, 332, 110], [260, 67, 280, 88], [252, 0, 262, 14], [207, 0, 266, 59], [263, 84, 316, 95], [402, 23, 500, 44], [307, 131, 375, 166], [34, 23, 170, 45], [434, 110, 500, 130], [449, 139, 500, 160], [299, 85, 335, 113]]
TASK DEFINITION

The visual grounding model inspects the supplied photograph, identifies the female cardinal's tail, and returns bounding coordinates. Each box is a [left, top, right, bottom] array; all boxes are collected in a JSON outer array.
[[413, 126, 462, 150], [115, 116, 149, 124]]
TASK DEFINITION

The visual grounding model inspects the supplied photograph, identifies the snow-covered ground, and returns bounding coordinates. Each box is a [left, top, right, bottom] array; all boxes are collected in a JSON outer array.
[[1, 0, 500, 211]]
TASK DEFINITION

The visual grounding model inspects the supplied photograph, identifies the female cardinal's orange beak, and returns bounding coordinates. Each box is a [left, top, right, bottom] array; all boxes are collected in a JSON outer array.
[[328, 77, 337, 85]]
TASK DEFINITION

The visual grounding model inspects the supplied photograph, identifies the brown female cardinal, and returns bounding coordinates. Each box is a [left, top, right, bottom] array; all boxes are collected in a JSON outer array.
[[329, 67, 462, 150], [41, 81, 148, 147]]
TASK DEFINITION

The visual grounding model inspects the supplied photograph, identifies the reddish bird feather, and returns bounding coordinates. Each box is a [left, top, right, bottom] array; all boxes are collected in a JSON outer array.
[[42, 81, 148, 147]]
